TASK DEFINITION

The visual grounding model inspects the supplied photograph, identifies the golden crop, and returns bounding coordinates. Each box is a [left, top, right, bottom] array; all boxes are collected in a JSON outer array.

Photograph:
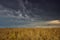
[[0, 28, 60, 40]]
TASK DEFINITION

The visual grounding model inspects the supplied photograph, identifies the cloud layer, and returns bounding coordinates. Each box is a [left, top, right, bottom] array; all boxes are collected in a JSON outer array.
[[0, 0, 60, 28]]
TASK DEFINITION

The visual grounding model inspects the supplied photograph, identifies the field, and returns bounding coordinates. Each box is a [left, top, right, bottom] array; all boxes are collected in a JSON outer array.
[[0, 28, 60, 40]]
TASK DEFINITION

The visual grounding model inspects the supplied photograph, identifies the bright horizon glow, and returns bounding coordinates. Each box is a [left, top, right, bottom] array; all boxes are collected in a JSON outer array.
[[46, 20, 60, 25]]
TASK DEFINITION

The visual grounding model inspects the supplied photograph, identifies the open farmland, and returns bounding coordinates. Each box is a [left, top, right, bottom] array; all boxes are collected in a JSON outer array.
[[0, 28, 60, 40]]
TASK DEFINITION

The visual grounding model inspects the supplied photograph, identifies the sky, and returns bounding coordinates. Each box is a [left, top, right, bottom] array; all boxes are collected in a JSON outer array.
[[0, 0, 60, 28]]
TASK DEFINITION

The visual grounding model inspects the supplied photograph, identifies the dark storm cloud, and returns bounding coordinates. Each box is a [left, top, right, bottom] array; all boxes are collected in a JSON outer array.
[[29, 0, 60, 20], [0, 0, 60, 20], [30, 0, 60, 20], [0, 0, 19, 10]]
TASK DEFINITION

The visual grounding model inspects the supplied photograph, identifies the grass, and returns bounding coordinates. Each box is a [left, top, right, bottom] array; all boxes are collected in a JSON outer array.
[[0, 28, 60, 40]]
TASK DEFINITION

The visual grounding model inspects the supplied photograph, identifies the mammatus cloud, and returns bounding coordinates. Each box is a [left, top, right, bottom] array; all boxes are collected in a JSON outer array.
[[0, 0, 60, 28]]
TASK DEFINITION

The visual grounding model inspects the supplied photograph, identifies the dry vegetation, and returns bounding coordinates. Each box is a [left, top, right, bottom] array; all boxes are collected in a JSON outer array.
[[0, 28, 60, 40]]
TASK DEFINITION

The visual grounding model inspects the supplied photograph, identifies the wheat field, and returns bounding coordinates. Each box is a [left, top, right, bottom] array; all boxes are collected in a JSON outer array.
[[0, 28, 60, 40]]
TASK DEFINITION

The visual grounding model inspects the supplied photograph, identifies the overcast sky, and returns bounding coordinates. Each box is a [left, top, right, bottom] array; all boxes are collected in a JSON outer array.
[[0, 0, 60, 28]]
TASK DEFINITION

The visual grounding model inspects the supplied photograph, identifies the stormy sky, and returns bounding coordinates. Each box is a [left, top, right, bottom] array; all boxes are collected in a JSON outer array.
[[0, 0, 60, 28]]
